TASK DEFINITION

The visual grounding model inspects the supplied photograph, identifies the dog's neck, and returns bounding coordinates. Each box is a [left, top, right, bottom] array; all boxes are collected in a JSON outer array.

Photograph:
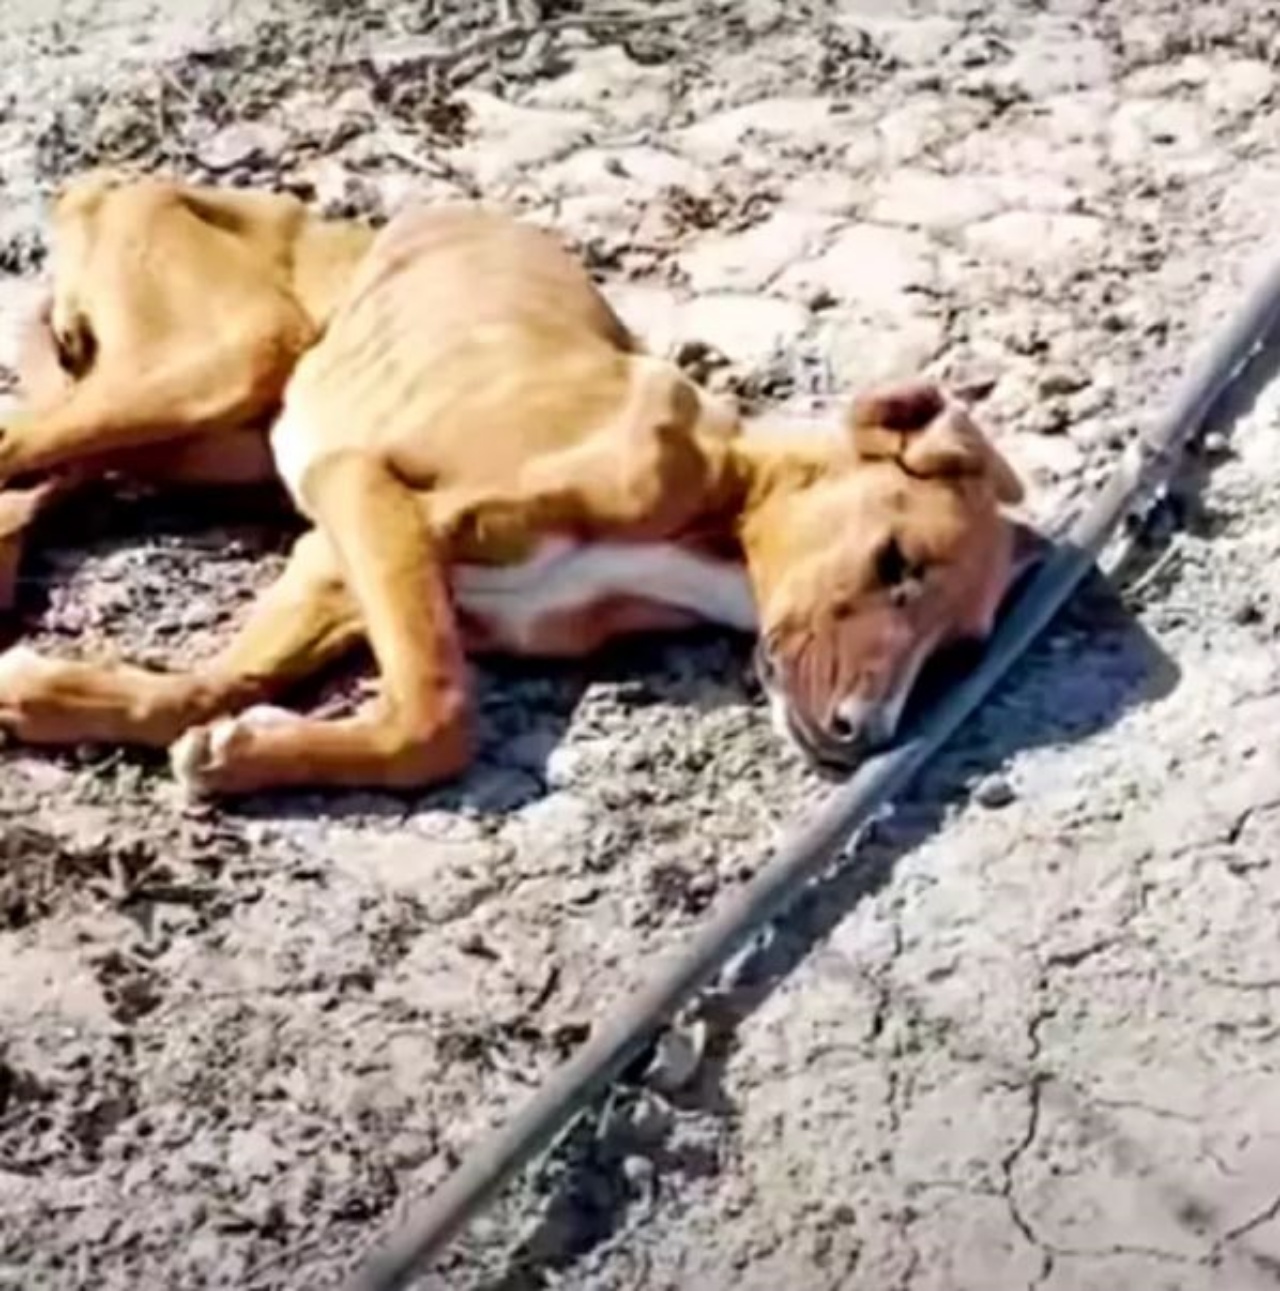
[[720, 430, 844, 550]]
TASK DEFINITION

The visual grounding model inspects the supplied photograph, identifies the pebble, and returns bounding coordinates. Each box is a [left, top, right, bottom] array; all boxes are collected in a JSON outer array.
[[197, 122, 288, 173], [644, 1020, 707, 1094], [974, 774, 1017, 809], [622, 1153, 656, 1193]]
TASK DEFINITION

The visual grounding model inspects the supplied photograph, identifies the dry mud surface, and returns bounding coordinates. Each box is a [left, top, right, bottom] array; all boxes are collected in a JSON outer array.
[[3, 2, 1280, 1288]]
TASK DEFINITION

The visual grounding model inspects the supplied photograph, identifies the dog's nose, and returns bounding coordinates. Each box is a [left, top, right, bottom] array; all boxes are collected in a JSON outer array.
[[825, 697, 874, 748], [825, 709, 864, 746]]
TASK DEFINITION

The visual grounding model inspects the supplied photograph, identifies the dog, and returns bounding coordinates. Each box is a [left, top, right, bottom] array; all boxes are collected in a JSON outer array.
[[0, 174, 1031, 795]]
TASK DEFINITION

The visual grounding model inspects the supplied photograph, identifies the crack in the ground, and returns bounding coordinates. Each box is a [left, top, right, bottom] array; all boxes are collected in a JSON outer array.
[[1214, 1188, 1280, 1254], [998, 980, 1056, 1291], [1199, 971, 1280, 993], [1041, 936, 1123, 971]]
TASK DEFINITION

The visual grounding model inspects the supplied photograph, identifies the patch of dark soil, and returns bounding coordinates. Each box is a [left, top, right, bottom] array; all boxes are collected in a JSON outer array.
[[0, 818, 248, 933], [0, 1035, 138, 1176]]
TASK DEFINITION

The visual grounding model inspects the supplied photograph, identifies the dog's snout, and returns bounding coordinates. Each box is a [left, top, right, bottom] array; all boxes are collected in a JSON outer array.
[[829, 696, 875, 743], [825, 707, 864, 747]]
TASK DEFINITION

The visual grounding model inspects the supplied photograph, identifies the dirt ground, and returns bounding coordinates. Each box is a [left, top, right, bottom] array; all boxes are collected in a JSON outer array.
[[3, 1, 1280, 1288]]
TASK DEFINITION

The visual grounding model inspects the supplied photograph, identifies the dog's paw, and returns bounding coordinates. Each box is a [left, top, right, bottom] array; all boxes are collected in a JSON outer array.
[[0, 644, 43, 688], [0, 644, 52, 712], [169, 704, 296, 798]]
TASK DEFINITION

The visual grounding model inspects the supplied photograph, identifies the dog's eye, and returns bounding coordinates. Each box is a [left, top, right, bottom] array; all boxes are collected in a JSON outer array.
[[874, 537, 910, 588]]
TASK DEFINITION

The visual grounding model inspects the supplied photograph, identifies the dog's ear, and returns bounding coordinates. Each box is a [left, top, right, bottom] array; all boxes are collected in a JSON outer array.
[[847, 380, 1024, 505], [846, 379, 947, 459]]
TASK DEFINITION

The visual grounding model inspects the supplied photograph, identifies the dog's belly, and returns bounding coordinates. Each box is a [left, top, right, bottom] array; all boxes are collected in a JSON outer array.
[[451, 539, 757, 656]]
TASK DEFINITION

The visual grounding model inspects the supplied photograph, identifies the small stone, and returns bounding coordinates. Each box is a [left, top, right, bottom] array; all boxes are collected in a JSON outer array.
[[197, 122, 288, 173], [524, 45, 672, 129], [450, 92, 595, 188], [974, 774, 1016, 809], [543, 746, 585, 790], [872, 96, 986, 165], [644, 1021, 706, 1094], [622, 1154, 656, 1192], [1005, 430, 1084, 481], [782, 170, 864, 215], [819, 311, 946, 388]]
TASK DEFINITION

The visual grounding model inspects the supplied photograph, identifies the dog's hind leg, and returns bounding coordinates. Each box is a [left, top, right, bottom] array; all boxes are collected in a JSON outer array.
[[171, 453, 473, 796], [0, 529, 360, 750], [0, 190, 316, 482]]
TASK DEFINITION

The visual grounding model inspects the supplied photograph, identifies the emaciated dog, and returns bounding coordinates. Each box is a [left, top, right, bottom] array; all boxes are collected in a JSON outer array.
[[0, 172, 1031, 796]]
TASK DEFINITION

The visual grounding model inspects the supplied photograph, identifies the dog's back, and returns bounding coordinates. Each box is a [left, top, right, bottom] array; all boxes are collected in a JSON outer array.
[[276, 204, 657, 499]]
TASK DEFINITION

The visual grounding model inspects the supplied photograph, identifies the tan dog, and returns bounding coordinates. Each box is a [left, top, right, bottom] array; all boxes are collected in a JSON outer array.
[[0, 176, 1029, 795]]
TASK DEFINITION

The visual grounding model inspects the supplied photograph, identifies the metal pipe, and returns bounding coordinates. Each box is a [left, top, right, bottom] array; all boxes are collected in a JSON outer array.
[[344, 252, 1280, 1291]]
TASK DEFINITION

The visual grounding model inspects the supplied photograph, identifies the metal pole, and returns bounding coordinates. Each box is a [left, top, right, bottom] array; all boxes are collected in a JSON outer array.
[[344, 252, 1280, 1291]]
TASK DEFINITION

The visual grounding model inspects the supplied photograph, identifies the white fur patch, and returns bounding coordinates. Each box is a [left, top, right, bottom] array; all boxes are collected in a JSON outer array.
[[452, 539, 757, 648], [0, 645, 44, 690], [268, 403, 315, 508], [169, 705, 298, 798]]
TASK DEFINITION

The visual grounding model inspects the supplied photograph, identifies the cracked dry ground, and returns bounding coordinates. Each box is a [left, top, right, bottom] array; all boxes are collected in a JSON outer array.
[[4, 1, 1280, 1289]]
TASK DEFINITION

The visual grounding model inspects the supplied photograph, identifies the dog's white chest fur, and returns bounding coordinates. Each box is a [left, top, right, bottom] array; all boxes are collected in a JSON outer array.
[[451, 539, 757, 647]]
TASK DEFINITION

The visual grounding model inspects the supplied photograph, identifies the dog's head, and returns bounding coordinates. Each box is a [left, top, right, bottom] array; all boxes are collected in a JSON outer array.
[[744, 380, 1032, 769]]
